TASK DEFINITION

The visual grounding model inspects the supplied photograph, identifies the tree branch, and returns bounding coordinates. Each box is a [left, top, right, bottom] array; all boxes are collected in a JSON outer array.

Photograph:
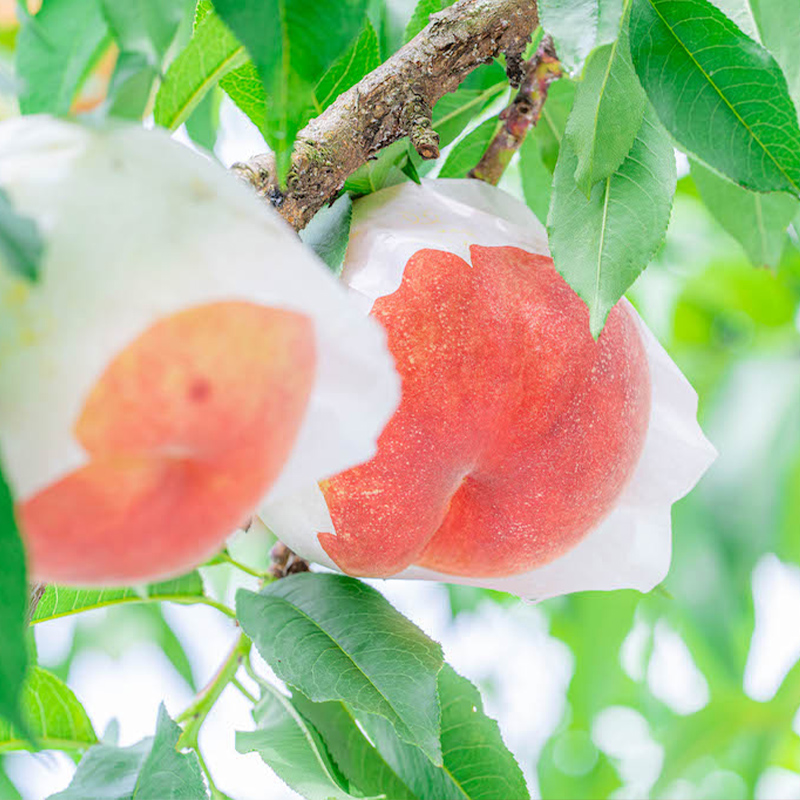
[[469, 35, 561, 184], [232, 0, 538, 231]]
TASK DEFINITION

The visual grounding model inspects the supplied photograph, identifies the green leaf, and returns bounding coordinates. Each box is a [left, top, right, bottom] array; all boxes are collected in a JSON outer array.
[[50, 739, 152, 800], [15, 0, 110, 115], [153, 9, 246, 131], [48, 704, 208, 800], [749, 0, 800, 115], [300, 194, 353, 276], [185, 85, 222, 153], [0, 188, 44, 281], [548, 105, 676, 336], [0, 462, 28, 738], [135, 706, 207, 799], [519, 135, 553, 225], [237, 684, 370, 800], [31, 572, 205, 624], [534, 78, 577, 173], [432, 82, 507, 149], [0, 668, 97, 753], [211, 0, 368, 181], [99, 0, 192, 120], [291, 694, 418, 800], [219, 62, 269, 139], [100, 0, 189, 63], [564, 15, 646, 195], [438, 118, 498, 179], [0, 763, 22, 800], [236, 573, 444, 765], [104, 52, 159, 120], [315, 21, 381, 113], [362, 666, 529, 800], [404, 0, 440, 42], [629, 0, 800, 196], [597, 0, 625, 42], [344, 139, 409, 195], [691, 159, 799, 268], [539, 0, 599, 73]]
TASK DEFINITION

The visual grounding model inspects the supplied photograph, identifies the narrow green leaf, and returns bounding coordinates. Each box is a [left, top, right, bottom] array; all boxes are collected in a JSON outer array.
[[629, 0, 800, 196], [100, 0, 189, 63], [31, 572, 205, 624], [104, 52, 159, 120], [362, 666, 530, 800], [291, 694, 419, 800], [315, 21, 381, 112], [539, 0, 599, 73], [15, 0, 110, 115], [750, 0, 800, 115], [48, 705, 208, 800], [344, 139, 409, 195], [135, 706, 207, 799], [0, 188, 44, 281], [597, 0, 625, 42], [185, 85, 222, 153], [548, 105, 677, 336], [237, 684, 370, 800], [519, 135, 553, 225], [0, 462, 28, 738], [565, 15, 646, 195], [691, 159, 798, 269], [49, 739, 151, 800], [438, 118, 498, 179], [300, 195, 353, 276], [211, 0, 368, 181], [711, 0, 760, 38], [153, 10, 246, 131], [534, 78, 577, 173], [99, 0, 192, 120], [219, 62, 268, 139], [0, 668, 97, 753], [236, 573, 444, 765], [433, 77, 507, 148], [404, 0, 440, 43], [0, 763, 22, 800]]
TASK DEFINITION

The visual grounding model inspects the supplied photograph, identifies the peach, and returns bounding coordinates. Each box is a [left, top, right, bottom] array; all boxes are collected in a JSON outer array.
[[261, 180, 716, 598], [21, 302, 315, 584], [0, 116, 399, 586], [319, 246, 650, 578]]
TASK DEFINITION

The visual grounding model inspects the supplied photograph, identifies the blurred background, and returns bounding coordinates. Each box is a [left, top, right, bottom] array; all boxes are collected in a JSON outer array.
[[4, 0, 800, 798]]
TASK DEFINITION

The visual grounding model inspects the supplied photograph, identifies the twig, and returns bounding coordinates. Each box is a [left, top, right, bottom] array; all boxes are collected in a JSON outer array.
[[27, 582, 47, 624], [268, 542, 310, 580], [469, 35, 561, 184], [233, 0, 538, 231]]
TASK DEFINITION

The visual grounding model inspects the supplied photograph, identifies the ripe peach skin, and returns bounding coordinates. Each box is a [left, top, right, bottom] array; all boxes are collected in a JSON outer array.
[[21, 301, 315, 585], [319, 246, 651, 579]]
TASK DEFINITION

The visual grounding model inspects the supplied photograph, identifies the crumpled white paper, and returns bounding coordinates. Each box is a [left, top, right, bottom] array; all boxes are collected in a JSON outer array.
[[260, 179, 717, 599], [0, 116, 399, 577]]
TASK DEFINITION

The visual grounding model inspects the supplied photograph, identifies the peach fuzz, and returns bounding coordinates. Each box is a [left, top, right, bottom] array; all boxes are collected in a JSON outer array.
[[0, 116, 399, 586], [260, 180, 717, 599]]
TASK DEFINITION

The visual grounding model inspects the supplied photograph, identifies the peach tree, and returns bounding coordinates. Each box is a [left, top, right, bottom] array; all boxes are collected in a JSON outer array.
[[0, 0, 798, 797]]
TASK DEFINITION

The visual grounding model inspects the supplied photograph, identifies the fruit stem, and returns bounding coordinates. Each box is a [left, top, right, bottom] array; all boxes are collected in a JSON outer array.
[[177, 632, 252, 750], [215, 551, 272, 580]]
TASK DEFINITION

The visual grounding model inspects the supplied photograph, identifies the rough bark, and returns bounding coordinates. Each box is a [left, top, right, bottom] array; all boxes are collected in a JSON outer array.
[[232, 0, 538, 230]]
